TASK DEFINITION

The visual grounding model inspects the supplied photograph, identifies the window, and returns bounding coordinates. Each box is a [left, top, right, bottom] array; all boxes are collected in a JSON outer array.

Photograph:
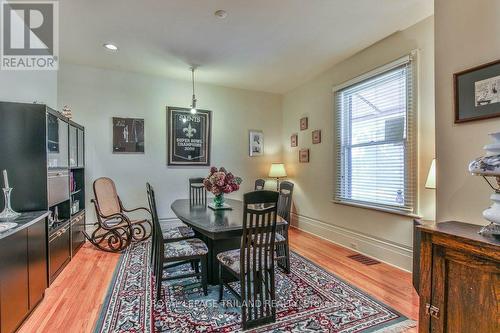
[[334, 55, 417, 215]]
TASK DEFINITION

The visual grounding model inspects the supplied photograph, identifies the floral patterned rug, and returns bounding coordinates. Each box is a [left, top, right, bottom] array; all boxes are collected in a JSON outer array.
[[95, 241, 416, 333]]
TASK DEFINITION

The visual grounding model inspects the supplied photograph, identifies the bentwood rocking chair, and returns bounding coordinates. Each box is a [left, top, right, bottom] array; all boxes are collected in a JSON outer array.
[[84, 177, 152, 252], [217, 190, 279, 330]]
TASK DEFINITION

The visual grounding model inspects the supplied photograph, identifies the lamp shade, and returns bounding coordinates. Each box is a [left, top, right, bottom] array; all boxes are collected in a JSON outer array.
[[268, 163, 287, 178], [425, 159, 436, 189]]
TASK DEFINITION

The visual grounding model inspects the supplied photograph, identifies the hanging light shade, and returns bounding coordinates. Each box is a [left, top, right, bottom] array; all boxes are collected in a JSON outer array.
[[190, 67, 197, 114]]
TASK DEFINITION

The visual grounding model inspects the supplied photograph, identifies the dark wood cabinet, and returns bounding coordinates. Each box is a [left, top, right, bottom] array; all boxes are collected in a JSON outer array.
[[71, 212, 85, 256], [49, 223, 71, 284], [417, 222, 500, 333], [27, 220, 48, 309], [0, 215, 47, 333], [0, 229, 29, 333]]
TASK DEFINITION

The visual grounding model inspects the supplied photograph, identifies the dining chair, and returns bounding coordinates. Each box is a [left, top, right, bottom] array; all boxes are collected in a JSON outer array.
[[275, 181, 294, 273], [85, 177, 151, 252], [189, 177, 207, 206], [146, 183, 196, 265], [147, 183, 208, 300], [254, 178, 266, 190], [217, 190, 279, 330]]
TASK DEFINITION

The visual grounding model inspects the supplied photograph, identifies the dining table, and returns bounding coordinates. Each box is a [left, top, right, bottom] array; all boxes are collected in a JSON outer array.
[[170, 198, 286, 284]]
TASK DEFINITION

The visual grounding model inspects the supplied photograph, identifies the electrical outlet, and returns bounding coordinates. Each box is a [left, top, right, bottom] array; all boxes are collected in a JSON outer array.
[[350, 242, 358, 250]]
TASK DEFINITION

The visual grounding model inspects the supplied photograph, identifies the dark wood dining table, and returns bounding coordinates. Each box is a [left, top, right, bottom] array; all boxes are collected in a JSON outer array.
[[170, 198, 286, 284]]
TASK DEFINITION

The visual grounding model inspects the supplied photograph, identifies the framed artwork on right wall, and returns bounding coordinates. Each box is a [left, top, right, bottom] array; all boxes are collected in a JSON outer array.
[[454, 59, 500, 123]]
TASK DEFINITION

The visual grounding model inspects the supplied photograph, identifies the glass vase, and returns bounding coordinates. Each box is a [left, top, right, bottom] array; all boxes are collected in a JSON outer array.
[[0, 188, 21, 220], [213, 194, 225, 208]]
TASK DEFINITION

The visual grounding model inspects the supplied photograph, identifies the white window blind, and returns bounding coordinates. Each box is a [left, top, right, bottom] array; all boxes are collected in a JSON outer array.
[[334, 55, 417, 214]]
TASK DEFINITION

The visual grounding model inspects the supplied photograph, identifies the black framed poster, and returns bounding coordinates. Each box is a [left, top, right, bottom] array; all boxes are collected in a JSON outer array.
[[167, 107, 211, 166], [112, 117, 145, 153]]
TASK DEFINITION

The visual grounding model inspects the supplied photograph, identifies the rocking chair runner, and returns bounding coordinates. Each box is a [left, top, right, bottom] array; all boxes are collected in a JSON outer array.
[[84, 177, 152, 252]]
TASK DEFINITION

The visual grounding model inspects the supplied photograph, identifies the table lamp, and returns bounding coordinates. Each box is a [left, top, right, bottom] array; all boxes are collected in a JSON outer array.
[[469, 132, 500, 235], [268, 163, 287, 191], [425, 159, 436, 189]]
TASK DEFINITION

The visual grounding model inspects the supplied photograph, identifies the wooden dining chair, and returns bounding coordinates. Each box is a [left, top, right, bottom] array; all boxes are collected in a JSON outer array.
[[146, 183, 196, 265], [275, 181, 294, 273], [254, 178, 266, 190], [217, 190, 279, 330], [189, 177, 207, 206], [147, 183, 208, 300], [85, 177, 152, 252]]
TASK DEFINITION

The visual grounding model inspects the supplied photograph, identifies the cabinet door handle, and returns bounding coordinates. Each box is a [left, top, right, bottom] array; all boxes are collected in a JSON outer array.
[[425, 303, 440, 319]]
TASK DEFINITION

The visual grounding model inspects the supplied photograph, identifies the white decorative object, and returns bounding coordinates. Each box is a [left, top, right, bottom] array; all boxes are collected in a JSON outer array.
[[469, 132, 500, 235], [62, 105, 72, 119]]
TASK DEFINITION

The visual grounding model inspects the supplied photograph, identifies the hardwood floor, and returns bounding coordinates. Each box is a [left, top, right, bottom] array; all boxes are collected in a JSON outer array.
[[288, 227, 419, 332], [19, 228, 418, 332], [18, 244, 120, 333]]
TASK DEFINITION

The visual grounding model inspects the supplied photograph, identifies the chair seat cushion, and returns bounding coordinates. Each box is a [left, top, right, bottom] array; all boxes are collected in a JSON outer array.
[[217, 248, 272, 274], [162, 225, 195, 241], [165, 238, 208, 259]]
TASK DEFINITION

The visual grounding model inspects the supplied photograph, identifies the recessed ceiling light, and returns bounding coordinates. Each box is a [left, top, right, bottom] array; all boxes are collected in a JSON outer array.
[[214, 9, 227, 19], [103, 43, 118, 51]]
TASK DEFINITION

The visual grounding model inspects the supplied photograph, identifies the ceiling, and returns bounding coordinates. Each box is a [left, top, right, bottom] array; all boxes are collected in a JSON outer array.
[[59, 0, 433, 94]]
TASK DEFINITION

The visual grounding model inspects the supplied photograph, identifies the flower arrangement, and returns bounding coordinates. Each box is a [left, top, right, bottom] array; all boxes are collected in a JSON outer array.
[[203, 167, 243, 208]]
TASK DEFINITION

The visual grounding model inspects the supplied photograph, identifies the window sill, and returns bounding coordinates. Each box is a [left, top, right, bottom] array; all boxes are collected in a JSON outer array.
[[331, 200, 422, 219]]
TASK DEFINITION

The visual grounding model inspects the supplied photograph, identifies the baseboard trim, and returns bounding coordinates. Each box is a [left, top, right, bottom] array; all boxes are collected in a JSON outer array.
[[290, 212, 413, 272]]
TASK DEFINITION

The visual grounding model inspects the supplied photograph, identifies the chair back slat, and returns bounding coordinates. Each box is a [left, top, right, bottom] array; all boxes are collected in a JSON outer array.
[[277, 181, 294, 224], [254, 179, 265, 190], [93, 177, 121, 216], [189, 177, 207, 206], [240, 190, 278, 327]]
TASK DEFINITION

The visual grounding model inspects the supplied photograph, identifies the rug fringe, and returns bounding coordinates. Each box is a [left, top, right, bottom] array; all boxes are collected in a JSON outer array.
[[373, 319, 417, 333]]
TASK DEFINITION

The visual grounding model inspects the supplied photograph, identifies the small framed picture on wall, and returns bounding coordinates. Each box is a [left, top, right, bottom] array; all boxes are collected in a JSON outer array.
[[249, 130, 264, 156], [299, 149, 309, 163], [300, 117, 308, 130], [291, 133, 298, 147], [312, 130, 321, 144]]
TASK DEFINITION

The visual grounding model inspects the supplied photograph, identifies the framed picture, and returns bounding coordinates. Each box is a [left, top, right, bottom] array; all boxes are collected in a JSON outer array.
[[454, 59, 500, 123], [299, 149, 309, 163], [112, 117, 145, 153], [167, 107, 211, 166], [300, 117, 308, 130], [249, 130, 264, 156], [312, 130, 321, 144], [291, 133, 298, 147]]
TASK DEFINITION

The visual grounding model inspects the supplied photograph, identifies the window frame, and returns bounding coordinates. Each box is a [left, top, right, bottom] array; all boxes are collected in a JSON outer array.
[[332, 53, 419, 217]]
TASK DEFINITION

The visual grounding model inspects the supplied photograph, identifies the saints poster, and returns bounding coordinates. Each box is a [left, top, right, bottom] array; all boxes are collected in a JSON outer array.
[[167, 107, 211, 166]]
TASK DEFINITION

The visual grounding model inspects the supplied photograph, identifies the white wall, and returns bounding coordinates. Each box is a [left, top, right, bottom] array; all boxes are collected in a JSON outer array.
[[281, 16, 435, 271], [0, 71, 57, 108], [435, 0, 500, 225], [57, 63, 282, 220]]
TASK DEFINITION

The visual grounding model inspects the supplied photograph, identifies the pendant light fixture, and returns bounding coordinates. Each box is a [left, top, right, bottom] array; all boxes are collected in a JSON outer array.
[[189, 66, 197, 114]]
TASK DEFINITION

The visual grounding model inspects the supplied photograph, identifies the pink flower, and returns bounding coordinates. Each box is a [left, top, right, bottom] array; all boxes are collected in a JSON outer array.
[[203, 166, 243, 195]]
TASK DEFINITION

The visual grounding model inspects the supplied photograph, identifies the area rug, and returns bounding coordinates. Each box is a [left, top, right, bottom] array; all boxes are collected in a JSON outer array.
[[95, 241, 416, 333]]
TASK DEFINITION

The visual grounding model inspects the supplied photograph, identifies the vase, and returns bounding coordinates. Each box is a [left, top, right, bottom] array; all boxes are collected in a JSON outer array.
[[0, 188, 21, 220], [213, 194, 225, 208]]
